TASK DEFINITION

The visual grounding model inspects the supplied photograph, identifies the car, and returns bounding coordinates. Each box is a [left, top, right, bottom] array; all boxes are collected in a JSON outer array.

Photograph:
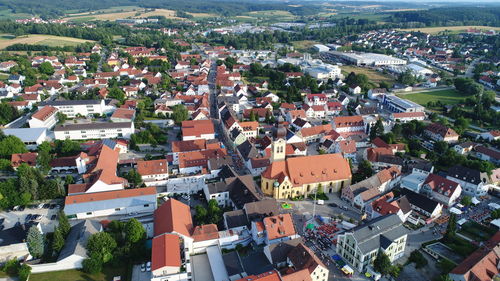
[[32, 214, 42, 221], [28, 204, 37, 209], [25, 214, 32, 221], [0, 225, 4, 231], [37, 203, 45, 209], [49, 204, 57, 209], [51, 215, 57, 220], [146, 262, 151, 272], [0, 218, 4, 224], [18, 206, 25, 211], [43, 204, 50, 209], [328, 203, 338, 208], [12, 206, 20, 211], [140, 264, 146, 272]]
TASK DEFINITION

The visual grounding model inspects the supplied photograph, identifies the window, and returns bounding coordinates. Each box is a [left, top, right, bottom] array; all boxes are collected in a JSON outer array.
[[144, 204, 150, 207], [86, 212, 92, 215], [115, 208, 121, 211]]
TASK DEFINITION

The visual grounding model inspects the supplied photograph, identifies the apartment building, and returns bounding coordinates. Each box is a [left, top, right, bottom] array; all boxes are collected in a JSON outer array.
[[41, 99, 105, 117], [29, 106, 58, 128], [54, 122, 134, 140], [136, 159, 169, 186]]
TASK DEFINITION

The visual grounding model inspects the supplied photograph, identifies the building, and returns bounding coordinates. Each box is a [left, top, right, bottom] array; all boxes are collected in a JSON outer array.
[[336, 214, 407, 272], [2, 128, 49, 149], [54, 122, 134, 140], [11, 152, 37, 169], [332, 115, 365, 133], [110, 108, 136, 122], [327, 51, 407, 66], [366, 193, 412, 222], [446, 166, 490, 197], [181, 120, 215, 141], [421, 174, 462, 206], [390, 112, 425, 123], [400, 189, 443, 224], [137, 159, 169, 186], [151, 233, 182, 278], [382, 95, 425, 113], [262, 214, 299, 245], [40, 99, 105, 117], [29, 106, 59, 128], [261, 148, 351, 199], [424, 123, 459, 143], [63, 187, 157, 219]]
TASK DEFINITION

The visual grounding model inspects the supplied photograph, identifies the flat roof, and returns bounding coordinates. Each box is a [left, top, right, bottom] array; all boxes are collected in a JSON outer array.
[[191, 254, 215, 281], [2, 128, 47, 142], [206, 246, 229, 281], [54, 122, 132, 131]]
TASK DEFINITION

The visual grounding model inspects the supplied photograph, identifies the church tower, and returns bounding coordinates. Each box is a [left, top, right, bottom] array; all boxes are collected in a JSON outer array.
[[271, 138, 286, 162]]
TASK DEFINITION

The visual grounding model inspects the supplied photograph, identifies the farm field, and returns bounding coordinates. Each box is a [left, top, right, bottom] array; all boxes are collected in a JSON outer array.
[[246, 10, 295, 20], [0, 9, 32, 20], [0, 34, 94, 49], [341, 65, 396, 84], [64, 7, 179, 21], [397, 89, 472, 106], [187, 12, 217, 18], [399, 25, 500, 34]]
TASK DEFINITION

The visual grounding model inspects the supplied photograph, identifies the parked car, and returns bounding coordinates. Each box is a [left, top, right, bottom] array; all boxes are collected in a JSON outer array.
[[328, 203, 338, 208], [49, 204, 57, 209], [0, 218, 5, 224], [32, 214, 42, 221], [18, 206, 25, 211], [51, 214, 57, 220], [43, 204, 50, 209], [140, 264, 146, 272], [146, 262, 151, 272], [25, 214, 32, 221]]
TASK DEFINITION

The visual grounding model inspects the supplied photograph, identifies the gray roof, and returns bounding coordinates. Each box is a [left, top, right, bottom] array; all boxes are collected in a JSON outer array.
[[43, 99, 101, 106], [267, 238, 302, 265], [349, 214, 407, 254], [58, 220, 101, 261], [2, 128, 47, 142], [64, 193, 156, 216], [224, 209, 249, 229], [222, 251, 245, 277], [54, 122, 132, 131], [208, 181, 230, 194], [208, 156, 233, 171], [237, 140, 258, 161], [244, 199, 280, 222]]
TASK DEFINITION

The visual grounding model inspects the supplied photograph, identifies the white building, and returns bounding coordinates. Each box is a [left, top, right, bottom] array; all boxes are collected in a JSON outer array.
[[2, 128, 49, 149], [29, 106, 59, 129], [54, 122, 134, 140], [137, 159, 169, 187], [41, 99, 106, 117]]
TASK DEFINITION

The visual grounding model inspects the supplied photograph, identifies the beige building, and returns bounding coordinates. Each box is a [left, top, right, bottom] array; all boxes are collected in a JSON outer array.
[[261, 140, 351, 199], [336, 214, 407, 272]]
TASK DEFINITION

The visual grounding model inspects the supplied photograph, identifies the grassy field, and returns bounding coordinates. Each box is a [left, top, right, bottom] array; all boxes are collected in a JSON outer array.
[[397, 89, 471, 106], [399, 26, 500, 34], [246, 10, 295, 20], [30, 265, 129, 281], [64, 7, 179, 21], [292, 40, 319, 52], [0, 9, 32, 20], [341, 65, 396, 84], [187, 12, 217, 18], [0, 34, 94, 49]]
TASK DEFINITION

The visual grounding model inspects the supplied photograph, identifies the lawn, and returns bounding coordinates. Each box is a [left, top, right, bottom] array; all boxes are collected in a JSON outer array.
[[441, 235, 477, 258], [341, 65, 396, 84], [292, 40, 320, 52], [458, 221, 497, 242], [246, 10, 295, 20], [30, 265, 129, 281], [399, 26, 500, 34], [64, 7, 179, 22], [397, 89, 472, 106], [0, 34, 94, 49]]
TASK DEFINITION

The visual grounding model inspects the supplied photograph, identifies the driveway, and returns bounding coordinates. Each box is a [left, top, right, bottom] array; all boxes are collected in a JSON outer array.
[[131, 264, 151, 281]]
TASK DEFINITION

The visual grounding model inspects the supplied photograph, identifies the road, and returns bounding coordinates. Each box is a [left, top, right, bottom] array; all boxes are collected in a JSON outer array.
[[5, 114, 30, 128], [464, 56, 483, 78]]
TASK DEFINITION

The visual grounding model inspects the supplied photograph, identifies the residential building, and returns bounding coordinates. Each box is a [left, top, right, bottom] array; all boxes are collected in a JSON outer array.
[[137, 159, 169, 186], [262, 214, 299, 245], [332, 116, 365, 133], [390, 112, 425, 123], [11, 152, 37, 169], [366, 193, 412, 222], [400, 189, 443, 224], [110, 108, 136, 122], [336, 214, 407, 272], [446, 166, 490, 197], [54, 122, 134, 140], [421, 174, 462, 206], [424, 123, 459, 143], [181, 120, 215, 141]]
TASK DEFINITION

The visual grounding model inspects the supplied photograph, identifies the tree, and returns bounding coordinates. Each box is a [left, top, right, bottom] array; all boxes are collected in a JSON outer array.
[[58, 211, 71, 237], [207, 199, 222, 225], [38, 61, 54, 75], [370, 119, 384, 140], [0, 159, 13, 171], [56, 112, 67, 125], [82, 254, 103, 274], [27, 226, 44, 258], [373, 252, 391, 276], [37, 150, 52, 174], [171, 104, 189, 124], [86, 232, 117, 263], [195, 205, 208, 224], [52, 227, 65, 253], [398, 70, 417, 86], [445, 213, 457, 240], [437, 275, 453, 281], [125, 218, 145, 244], [108, 87, 125, 103], [124, 170, 142, 188], [0, 135, 27, 158], [18, 264, 31, 281], [434, 141, 448, 154], [461, 196, 472, 207], [409, 250, 428, 269]]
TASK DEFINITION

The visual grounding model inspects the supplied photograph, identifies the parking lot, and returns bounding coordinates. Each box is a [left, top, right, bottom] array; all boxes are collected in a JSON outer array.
[[0, 203, 61, 233], [131, 264, 152, 281]]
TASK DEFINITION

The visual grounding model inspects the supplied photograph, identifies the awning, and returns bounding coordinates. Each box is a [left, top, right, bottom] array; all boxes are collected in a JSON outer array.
[[449, 207, 463, 215], [457, 218, 467, 226], [471, 197, 480, 205]]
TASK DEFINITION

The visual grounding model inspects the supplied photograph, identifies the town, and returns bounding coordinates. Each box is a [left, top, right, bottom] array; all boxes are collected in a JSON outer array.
[[0, 2, 498, 281]]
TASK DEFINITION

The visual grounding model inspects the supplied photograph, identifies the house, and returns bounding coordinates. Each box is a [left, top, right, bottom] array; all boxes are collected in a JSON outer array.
[[304, 94, 328, 106], [8, 74, 25, 84], [335, 140, 357, 161], [0, 61, 17, 71], [0, 223, 31, 263], [478, 130, 500, 142], [449, 233, 500, 281], [332, 115, 365, 133], [64, 187, 157, 219], [349, 85, 362, 94], [181, 120, 215, 141], [151, 234, 182, 279], [400, 189, 443, 224], [136, 159, 169, 186], [366, 193, 412, 222], [54, 122, 134, 140], [262, 214, 299, 245], [390, 112, 425, 123], [336, 214, 407, 272], [11, 152, 37, 169], [178, 148, 227, 174], [424, 123, 459, 143], [367, 88, 387, 100], [30, 220, 102, 273], [261, 142, 351, 199], [446, 166, 490, 197], [421, 174, 462, 206], [29, 106, 59, 129], [453, 142, 476, 155], [473, 145, 500, 165], [283, 242, 329, 281]]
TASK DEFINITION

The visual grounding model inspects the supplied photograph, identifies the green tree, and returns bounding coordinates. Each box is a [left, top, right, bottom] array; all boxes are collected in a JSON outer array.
[[369, 119, 384, 140], [171, 104, 189, 124], [56, 112, 67, 125], [27, 226, 44, 258], [52, 227, 65, 253], [461, 196, 472, 207], [207, 199, 222, 225], [195, 205, 208, 224], [58, 211, 71, 237], [38, 62, 54, 75], [437, 275, 453, 281], [125, 218, 145, 244], [37, 150, 52, 174], [409, 250, 428, 269], [18, 264, 31, 281], [373, 252, 391, 276], [86, 232, 117, 263], [82, 254, 103, 274], [434, 141, 449, 154], [445, 213, 457, 240], [108, 87, 126, 103], [0, 135, 27, 158], [0, 159, 13, 171], [124, 170, 142, 188]]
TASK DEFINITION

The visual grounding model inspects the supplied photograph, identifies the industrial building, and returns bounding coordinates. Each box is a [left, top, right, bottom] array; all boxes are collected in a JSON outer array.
[[325, 51, 407, 66]]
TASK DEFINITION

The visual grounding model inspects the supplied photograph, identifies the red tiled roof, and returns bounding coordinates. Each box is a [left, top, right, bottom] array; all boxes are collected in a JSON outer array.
[[154, 198, 193, 237], [111, 108, 135, 120], [264, 214, 296, 240], [137, 159, 168, 176], [152, 233, 181, 271], [11, 152, 37, 168], [32, 106, 58, 121], [181, 120, 215, 137], [65, 187, 156, 205], [192, 224, 219, 242]]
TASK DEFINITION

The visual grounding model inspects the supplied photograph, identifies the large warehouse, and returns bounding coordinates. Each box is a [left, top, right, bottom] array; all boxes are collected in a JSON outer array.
[[325, 51, 407, 66]]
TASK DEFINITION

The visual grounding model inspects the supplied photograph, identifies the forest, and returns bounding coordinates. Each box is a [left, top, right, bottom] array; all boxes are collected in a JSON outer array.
[[390, 7, 500, 27]]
